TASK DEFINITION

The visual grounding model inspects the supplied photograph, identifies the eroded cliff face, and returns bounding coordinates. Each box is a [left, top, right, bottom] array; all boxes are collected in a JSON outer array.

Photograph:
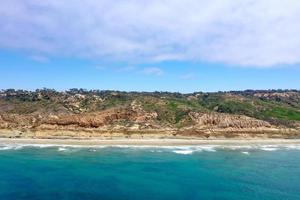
[[188, 112, 271, 129], [0, 101, 159, 129], [0, 107, 297, 139], [0, 89, 300, 138]]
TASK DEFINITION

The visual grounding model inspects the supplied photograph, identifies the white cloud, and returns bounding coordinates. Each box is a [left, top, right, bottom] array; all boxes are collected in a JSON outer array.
[[141, 67, 164, 76], [1, 0, 300, 67]]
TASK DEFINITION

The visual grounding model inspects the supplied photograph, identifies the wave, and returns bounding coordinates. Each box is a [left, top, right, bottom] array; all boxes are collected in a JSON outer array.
[[285, 145, 300, 150], [173, 150, 194, 155], [241, 151, 250, 155], [58, 147, 68, 152], [0, 146, 14, 150], [0, 143, 300, 153], [0, 145, 24, 150]]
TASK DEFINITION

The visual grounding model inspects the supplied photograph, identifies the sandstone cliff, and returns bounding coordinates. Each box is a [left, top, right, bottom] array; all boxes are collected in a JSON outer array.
[[0, 89, 299, 139]]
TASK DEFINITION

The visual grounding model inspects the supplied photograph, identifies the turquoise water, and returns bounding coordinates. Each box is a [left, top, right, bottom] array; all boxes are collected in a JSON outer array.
[[0, 144, 300, 200]]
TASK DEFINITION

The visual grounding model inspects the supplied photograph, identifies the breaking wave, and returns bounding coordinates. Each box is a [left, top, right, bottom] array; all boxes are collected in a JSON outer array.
[[173, 150, 194, 155], [0, 143, 300, 154], [58, 147, 68, 152]]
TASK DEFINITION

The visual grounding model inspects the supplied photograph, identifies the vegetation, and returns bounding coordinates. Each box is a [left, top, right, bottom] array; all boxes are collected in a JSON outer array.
[[0, 89, 300, 127]]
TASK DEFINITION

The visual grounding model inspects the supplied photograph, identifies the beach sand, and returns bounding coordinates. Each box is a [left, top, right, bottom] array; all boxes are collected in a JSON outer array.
[[1, 138, 300, 146]]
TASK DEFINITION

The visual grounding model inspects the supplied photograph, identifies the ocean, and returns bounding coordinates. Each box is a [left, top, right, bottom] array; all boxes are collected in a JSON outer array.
[[0, 144, 300, 200]]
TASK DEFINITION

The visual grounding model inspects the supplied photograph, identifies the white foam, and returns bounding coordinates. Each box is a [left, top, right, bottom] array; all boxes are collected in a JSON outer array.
[[0, 146, 14, 150], [0, 143, 300, 153], [173, 150, 194, 155], [223, 145, 253, 150], [58, 147, 68, 152], [285, 145, 300, 150], [14, 146, 24, 150], [0, 145, 24, 150], [199, 146, 217, 152], [261, 147, 278, 151], [241, 151, 250, 155], [258, 145, 278, 151]]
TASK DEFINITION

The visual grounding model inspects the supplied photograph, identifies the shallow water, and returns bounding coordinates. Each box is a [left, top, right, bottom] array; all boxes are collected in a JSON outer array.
[[0, 144, 300, 200]]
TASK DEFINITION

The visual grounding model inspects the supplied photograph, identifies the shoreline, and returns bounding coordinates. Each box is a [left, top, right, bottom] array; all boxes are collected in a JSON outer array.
[[1, 138, 300, 146]]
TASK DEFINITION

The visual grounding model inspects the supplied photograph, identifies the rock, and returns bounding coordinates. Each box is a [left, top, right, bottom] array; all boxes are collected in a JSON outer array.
[[188, 112, 271, 129]]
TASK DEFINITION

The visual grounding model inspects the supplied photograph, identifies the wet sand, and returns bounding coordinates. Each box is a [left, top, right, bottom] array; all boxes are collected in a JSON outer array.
[[1, 138, 300, 146]]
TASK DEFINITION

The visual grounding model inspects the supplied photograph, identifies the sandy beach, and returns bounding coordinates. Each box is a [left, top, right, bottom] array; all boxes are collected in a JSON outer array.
[[1, 138, 300, 146]]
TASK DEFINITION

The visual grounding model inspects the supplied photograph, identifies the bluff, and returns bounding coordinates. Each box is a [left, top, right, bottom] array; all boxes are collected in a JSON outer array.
[[0, 89, 299, 139]]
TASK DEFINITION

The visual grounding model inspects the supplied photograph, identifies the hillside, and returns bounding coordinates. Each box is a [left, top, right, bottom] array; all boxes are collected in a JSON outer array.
[[0, 89, 300, 139]]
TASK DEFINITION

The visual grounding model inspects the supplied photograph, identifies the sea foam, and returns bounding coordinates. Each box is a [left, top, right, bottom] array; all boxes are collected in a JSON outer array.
[[173, 150, 194, 155], [241, 151, 250, 155], [0, 143, 300, 153], [58, 147, 68, 152]]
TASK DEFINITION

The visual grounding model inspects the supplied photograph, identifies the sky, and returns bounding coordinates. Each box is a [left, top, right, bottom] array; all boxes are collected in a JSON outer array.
[[0, 0, 300, 93]]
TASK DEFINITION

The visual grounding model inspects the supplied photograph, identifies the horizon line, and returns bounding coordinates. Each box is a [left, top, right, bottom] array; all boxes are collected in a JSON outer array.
[[1, 88, 299, 95]]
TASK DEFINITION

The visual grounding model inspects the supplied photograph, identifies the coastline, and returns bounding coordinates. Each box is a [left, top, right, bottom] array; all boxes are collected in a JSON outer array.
[[1, 138, 300, 146]]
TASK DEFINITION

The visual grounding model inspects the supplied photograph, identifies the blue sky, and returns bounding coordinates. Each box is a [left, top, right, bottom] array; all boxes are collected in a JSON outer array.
[[1, 49, 299, 93], [1, 0, 300, 92]]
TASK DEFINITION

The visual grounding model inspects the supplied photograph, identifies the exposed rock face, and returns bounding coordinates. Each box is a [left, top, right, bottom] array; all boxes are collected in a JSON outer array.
[[131, 100, 158, 123], [253, 91, 299, 99], [44, 109, 134, 128], [0, 114, 36, 129], [0, 108, 293, 139], [0, 106, 160, 130], [189, 112, 271, 129]]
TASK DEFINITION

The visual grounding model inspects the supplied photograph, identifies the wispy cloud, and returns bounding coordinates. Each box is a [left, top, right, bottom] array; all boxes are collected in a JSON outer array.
[[1, 0, 300, 67], [141, 67, 164, 76]]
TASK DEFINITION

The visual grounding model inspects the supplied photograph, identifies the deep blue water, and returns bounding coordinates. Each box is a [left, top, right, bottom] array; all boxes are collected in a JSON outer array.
[[0, 145, 300, 200]]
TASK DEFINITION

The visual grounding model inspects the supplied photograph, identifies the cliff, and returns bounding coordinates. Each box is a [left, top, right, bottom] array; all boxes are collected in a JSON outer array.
[[0, 89, 299, 139]]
